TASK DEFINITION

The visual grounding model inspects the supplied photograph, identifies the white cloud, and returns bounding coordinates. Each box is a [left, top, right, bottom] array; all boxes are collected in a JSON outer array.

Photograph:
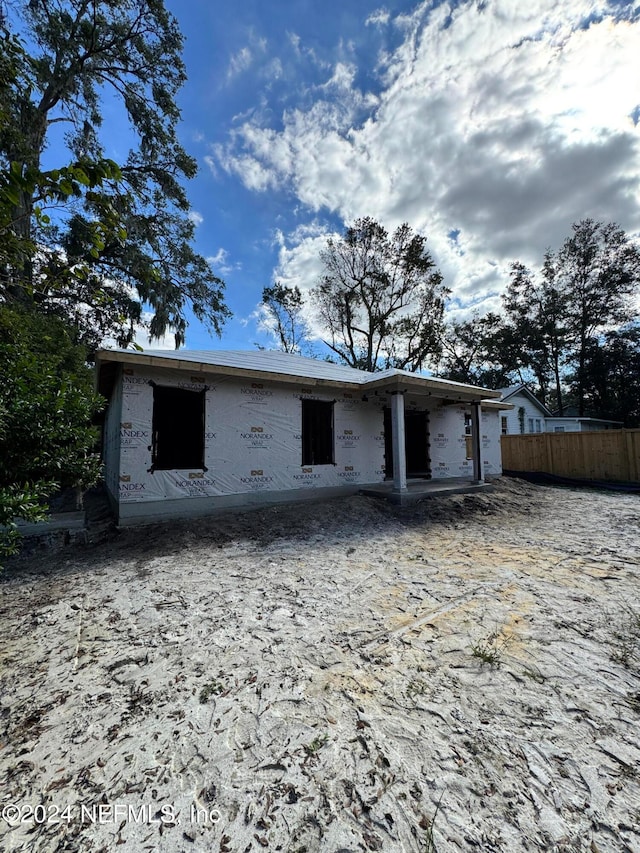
[[227, 46, 253, 80], [267, 222, 335, 341], [188, 210, 204, 227], [214, 1, 640, 316], [265, 57, 283, 81], [132, 315, 179, 351], [366, 9, 391, 27], [271, 222, 331, 293], [203, 154, 217, 178], [288, 31, 301, 54], [321, 61, 357, 92], [207, 247, 237, 276], [285, 29, 331, 71], [226, 33, 271, 83], [213, 149, 279, 192]]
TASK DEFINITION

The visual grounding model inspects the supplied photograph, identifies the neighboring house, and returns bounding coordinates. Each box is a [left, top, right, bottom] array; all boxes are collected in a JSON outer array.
[[498, 386, 624, 434], [96, 349, 506, 525], [497, 385, 552, 435], [546, 417, 623, 432]]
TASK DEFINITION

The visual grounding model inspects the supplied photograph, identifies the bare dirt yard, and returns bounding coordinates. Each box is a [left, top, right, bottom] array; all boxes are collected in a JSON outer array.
[[1, 478, 639, 853]]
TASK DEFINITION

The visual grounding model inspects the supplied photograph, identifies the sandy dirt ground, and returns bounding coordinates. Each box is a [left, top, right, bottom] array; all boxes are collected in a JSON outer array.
[[1, 478, 639, 853]]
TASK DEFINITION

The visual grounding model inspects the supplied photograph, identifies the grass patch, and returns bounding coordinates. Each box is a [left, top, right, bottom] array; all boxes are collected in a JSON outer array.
[[199, 681, 225, 703], [471, 629, 511, 667], [303, 733, 328, 756], [419, 793, 443, 853]]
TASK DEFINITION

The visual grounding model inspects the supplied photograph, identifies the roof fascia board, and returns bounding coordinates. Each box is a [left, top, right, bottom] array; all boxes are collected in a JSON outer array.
[[547, 417, 623, 425]]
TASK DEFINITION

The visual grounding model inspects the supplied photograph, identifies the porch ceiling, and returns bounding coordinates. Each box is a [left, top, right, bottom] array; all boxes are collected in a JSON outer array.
[[360, 373, 502, 403]]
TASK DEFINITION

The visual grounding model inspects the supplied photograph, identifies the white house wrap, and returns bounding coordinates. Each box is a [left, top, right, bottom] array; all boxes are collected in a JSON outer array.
[[96, 350, 505, 524]]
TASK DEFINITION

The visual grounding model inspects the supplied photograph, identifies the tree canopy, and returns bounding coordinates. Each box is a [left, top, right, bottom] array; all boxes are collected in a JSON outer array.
[[555, 220, 640, 415], [1, 0, 229, 349], [259, 282, 312, 355], [438, 219, 640, 424], [577, 325, 640, 425], [438, 312, 520, 389], [311, 217, 449, 372], [501, 220, 640, 415], [0, 303, 103, 559], [0, 1, 232, 557]]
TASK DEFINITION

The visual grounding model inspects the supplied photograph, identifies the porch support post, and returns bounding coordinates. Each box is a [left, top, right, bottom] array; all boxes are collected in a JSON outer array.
[[470, 401, 484, 483], [391, 391, 407, 493]]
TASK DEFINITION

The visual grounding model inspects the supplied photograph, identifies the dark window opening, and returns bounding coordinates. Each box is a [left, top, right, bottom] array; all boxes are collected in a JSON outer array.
[[302, 399, 334, 465], [152, 386, 205, 470]]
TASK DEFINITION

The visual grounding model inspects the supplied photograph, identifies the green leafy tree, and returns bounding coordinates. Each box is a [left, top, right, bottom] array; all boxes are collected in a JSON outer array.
[[311, 217, 449, 372], [502, 256, 569, 412], [0, 305, 103, 560], [575, 325, 640, 426], [259, 282, 313, 355], [437, 221, 639, 418], [438, 311, 521, 388], [502, 221, 640, 414], [555, 220, 640, 416], [0, 25, 111, 560], [1, 1, 229, 348]]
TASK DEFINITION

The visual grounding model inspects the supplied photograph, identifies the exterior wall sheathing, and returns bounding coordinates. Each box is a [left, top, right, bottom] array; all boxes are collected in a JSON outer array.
[[102, 366, 123, 509], [429, 404, 502, 480], [107, 366, 502, 524]]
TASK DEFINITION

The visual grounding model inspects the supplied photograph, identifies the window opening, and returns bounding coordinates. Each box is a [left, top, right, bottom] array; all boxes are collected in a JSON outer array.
[[301, 399, 334, 465]]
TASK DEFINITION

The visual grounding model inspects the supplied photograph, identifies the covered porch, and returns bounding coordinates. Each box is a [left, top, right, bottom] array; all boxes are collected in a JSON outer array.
[[360, 372, 503, 504]]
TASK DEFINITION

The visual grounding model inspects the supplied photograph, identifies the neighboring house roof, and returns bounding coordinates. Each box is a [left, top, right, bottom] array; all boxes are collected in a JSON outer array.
[[547, 416, 624, 425], [496, 384, 553, 417], [96, 348, 502, 403], [548, 404, 624, 422]]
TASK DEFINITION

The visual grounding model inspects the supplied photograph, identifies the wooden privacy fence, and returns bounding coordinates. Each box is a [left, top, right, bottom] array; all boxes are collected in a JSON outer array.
[[501, 430, 640, 483]]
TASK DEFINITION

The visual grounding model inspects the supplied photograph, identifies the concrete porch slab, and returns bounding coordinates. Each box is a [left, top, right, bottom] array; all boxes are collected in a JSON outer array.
[[360, 477, 495, 505]]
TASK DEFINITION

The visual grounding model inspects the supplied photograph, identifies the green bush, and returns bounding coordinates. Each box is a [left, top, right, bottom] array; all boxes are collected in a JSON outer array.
[[0, 305, 103, 560]]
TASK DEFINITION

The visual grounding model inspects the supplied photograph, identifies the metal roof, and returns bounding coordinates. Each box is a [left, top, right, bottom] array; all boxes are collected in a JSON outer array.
[[96, 348, 501, 401], [496, 385, 522, 398], [547, 416, 623, 425], [105, 348, 372, 382]]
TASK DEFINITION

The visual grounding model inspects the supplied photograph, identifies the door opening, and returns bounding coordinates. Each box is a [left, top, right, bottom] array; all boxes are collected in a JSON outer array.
[[151, 385, 205, 471], [383, 408, 431, 479]]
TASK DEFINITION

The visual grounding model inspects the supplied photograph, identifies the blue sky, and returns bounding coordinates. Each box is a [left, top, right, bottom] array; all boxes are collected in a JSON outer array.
[[162, 0, 421, 350], [30, 1, 640, 351]]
